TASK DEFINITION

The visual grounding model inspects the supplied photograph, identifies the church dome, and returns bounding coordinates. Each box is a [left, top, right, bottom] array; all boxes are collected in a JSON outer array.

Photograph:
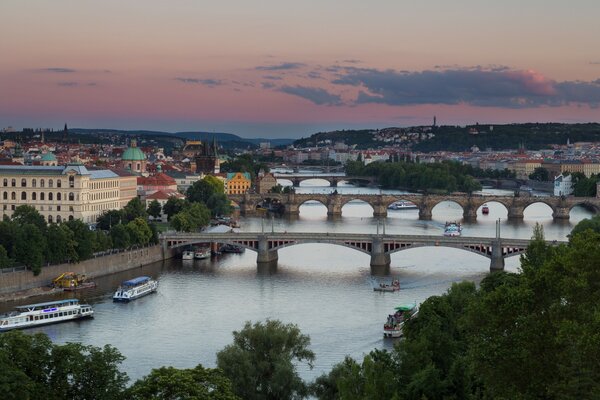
[[121, 140, 147, 161], [40, 152, 57, 161]]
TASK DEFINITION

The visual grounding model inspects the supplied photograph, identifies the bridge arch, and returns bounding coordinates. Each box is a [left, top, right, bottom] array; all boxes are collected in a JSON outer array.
[[297, 197, 329, 208], [431, 200, 465, 218], [298, 177, 333, 187], [476, 200, 509, 217], [568, 201, 600, 214], [523, 200, 556, 219], [385, 243, 526, 259], [340, 199, 375, 218], [272, 240, 372, 255]]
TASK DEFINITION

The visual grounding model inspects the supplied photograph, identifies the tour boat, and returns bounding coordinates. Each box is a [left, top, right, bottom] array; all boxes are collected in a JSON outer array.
[[113, 276, 158, 302], [182, 251, 194, 260], [388, 200, 418, 210], [194, 248, 211, 259], [373, 279, 401, 292], [482, 204, 490, 215], [0, 299, 94, 332], [443, 221, 462, 237], [383, 303, 418, 338], [220, 243, 245, 254]]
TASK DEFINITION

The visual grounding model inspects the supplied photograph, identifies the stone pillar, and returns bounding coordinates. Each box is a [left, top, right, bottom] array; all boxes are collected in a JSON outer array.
[[292, 177, 301, 187], [507, 206, 524, 220], [418, 205, 432, 220], [463, 205, 477, 221], [552, 207, 570, 220], [257, 236, 278, 267], [372, 195, 388, 218], [370, 237, 391, 269], [331, 178, 338, 187], [327, 194, 342, 217], [490, 241, 505, 272], [284, 203, 300, 216]]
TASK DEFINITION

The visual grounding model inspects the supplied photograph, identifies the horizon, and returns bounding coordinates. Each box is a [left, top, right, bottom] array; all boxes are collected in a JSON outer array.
[[2, 1, 600, 138]]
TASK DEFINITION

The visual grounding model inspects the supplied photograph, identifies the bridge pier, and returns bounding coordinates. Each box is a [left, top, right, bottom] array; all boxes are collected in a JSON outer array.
[[284, 203, 300, 217], [257, 236, 278, 268], [507, 206, 524, 220], [463, 206, 478, 221], [490, 241, 505, 272], [418, 206, 432, 220], [330, 179, 338, 187], [552, 207, 570, 221], [370, 238, 391, 269]]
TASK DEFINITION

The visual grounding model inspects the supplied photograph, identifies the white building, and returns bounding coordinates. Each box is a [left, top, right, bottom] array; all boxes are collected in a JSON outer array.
[[554, 174, 573, 197]]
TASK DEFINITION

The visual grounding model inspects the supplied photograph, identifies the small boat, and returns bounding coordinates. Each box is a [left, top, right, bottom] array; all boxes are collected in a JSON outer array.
[[388, 200, 418, 210], [182, 250, 194, 260], [53, 272, 96, 291], [373, 279, 401, 292], [443, 221, 462, 237], [482, 204, 489, 215], [113, 276, 158, 302], [63, 282, 97, 291], [0, 299, 93, 332], [220, 243, 245, 254], [383, 303, 418, 338], [194, 248, 211, 259]]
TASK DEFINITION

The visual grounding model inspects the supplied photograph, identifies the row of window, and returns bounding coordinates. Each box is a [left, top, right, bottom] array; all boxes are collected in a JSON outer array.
[[33, 309, 78, 321], [90, 190, 119, 201], [2, 176, 75, 188], [2, 191, 75, 201], [3, 204, 74, 213], [90, 180, 118, 189]]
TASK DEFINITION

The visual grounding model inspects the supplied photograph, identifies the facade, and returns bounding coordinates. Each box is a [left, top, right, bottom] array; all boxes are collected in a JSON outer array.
[[165, 171, 204, 193], [225, 172, 251, 195], [256, 172, 278, 194], [554, 174, 573, 197], [510, 159, 542, 179], [0, 164, 137, 224], [180, 139, 220, 174]]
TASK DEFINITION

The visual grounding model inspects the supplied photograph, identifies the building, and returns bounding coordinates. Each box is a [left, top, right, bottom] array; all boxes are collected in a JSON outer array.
[[510, 159, 542, 180], [165, 171, 204, 193], [39, 152, 58, 166], [0, 164, 137, 224], [180, 139, 220, 174], [121, 140, 147, 173], [225, 172, 251, 194], [256, 172, 278, 194], [554, 174, 573, 197]]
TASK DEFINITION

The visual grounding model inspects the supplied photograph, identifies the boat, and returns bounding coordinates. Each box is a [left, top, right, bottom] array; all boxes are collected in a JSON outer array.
[[383, 303, 418, 338], [482, 204, 490, 215], [52, 272, 96, 291], [443, 221, 462, 237], [194, 248, 211, 259], [388, 200, 418, 210], [373, 279, 401, 292], [0, 299, 94, 332], [220, 243, 245, 254], [113, 276, 158, 302], [182, 250, 194, 260]]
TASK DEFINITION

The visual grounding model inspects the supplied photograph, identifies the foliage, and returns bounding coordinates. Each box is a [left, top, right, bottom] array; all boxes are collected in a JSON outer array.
[[170, 202, 211, 232], [162, 197, 188, 221], [529, 166, 550, 181], [12, 205, 47, 231], [127, 365, 240, 400], [0, 244, 13, 269], [123, 198, 148, 222], [186, 177, 232, 217], [126, 217, 153, 246], [570, 215, 600, 238], [217, 320, 315, 400], [46, 224, 79, 264], [64, 220, 96, 261], [147, 200, 162, 219], [572, 172, 599, 197], [14, 223, 46, 275], [110, 224, 131, 249], [96, 210, 124, 230], [220, 154, 269, 179]]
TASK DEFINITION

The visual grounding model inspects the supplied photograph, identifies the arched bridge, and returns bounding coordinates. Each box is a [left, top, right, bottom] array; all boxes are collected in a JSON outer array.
[[272, 174, 376, 187], [161, 231, 565, 272], [229, 193, 600, 221]]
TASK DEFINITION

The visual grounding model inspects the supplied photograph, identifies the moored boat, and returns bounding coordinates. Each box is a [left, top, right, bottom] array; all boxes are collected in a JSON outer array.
[[0, 299, 93, 332], [220, 243, 245, 253], [383, 303, 418, 338], [194, 248, 211, 259], [443, 221, 462, 237], [482, 204, 489, 215], [113, 276, 158, 302], [388, 200, 418, 210], [373, 279, 401, 292], [182, 250, 194, 260]]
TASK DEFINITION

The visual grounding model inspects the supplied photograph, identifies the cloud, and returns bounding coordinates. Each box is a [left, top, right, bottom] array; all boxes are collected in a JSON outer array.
[[279, 85, 343, 106], [175, 77, 223, 87], [332, 67, 600, 108], [342, 59, 362, 64], [261, 82, 277, 89], [255, 62, 306, 71], [306, 71, 322, 79], [41, 67, 76, 73], [262, 75, 283, 80], [57, 82, 78, 87], [590, 61, 600, 65]]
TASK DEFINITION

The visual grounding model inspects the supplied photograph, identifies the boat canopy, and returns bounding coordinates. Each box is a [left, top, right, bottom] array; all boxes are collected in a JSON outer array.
[[122, 276, 151, 286], [15, 299, 79, 310], [395, 304, 415, 311]]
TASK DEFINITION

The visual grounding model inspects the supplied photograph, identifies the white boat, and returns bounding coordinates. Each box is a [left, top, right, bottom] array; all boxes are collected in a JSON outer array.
[[388, 200, 418, 210], [443, 221, 462, 237], [383, 303, 418, 338], [0, 299, 93, 332], [182, 250, 194, 260], [113, 276, 158, 302], [194, 248, 211, 259]]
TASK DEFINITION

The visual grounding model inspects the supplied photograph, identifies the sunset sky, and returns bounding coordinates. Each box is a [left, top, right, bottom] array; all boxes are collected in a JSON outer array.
[[1, 0, 600, 138]]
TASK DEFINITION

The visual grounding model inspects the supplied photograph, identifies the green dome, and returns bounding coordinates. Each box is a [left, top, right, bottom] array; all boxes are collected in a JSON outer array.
[[122, 146, 146, 161], [40, 152, 57, 161]]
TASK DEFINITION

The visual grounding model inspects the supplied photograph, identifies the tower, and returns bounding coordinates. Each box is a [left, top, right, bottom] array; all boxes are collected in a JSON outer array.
[[433, 115, 437, 127]]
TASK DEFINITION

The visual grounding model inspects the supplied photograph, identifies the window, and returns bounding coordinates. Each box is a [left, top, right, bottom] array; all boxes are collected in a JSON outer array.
[[40, 179, 45, 188], [32, 192, 36, 201], [21, 192, 26, 200], [56, 215, 62, 223], [57, 180, 61, 188], [40, 192, 45, 201], [57, 205, 61, 211], [32, 179, 36, 187], [48, 215, 53, 223], [21, 178, 26, 187], [69, 176, 74, 188], [69, 206, 74, 212], [3, 179, 7, 187], [11, 179, 16, 187], [69, 192, 74, 201], [57, 193, 61, 201], [11, 205, 15, 211], [68, 215, 74, 221], [11, 192, 15, 200], [49, 193, 53, 201], [49, 179, 53, 188], [2, 192, 6, 200]]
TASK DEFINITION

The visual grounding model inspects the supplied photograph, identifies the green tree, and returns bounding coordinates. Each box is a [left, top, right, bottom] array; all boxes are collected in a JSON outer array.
[[0, 244, 12, 269], [123, 198, 148, 222], [12, 205, 47, 231], [147, 200, 162, 219], [46, 224, 78, 264], [14, 224, 46, 275], [128, 365, 240, 400], [203, 175, 225, 194], [216, 320, 315, 400], [110, 224, 131, 249], [96, 210, 124, 231], [126, 218, 152, 246], [570, 214, 600, 238], [529, 167, 550, 181], [170, 212, 193, 232], [206, 193, 233, 217], [162, 197, 187, 221], [186, 179, 217, 204], [64, 219, 96, 260]]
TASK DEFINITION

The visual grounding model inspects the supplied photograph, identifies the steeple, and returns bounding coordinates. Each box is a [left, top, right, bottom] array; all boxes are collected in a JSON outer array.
[[212, 137, 218, 157]]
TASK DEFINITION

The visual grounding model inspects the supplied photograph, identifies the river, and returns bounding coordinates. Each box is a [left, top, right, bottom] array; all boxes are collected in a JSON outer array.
[[1, 178, 593, 383]]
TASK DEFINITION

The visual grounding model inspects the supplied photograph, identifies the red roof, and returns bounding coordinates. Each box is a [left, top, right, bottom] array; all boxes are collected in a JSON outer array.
[[137, 173, 176, 186], [146, 190, 184, 200]]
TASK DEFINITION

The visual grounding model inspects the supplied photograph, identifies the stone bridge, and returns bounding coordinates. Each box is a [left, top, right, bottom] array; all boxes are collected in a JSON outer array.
[[229, 193, 600, 221], [272, 174, 376, 187], [162, 231, 566, 272]]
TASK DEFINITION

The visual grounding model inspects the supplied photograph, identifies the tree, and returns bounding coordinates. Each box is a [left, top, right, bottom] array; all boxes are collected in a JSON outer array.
[[12, 205, 47, 231], [529, 167, 550, 181], [46, 224, 78, 264], [206, 193, 233, 217], [147, 200, 162, 219], [203, 175, 225, 194], [170, 203, 211, 232], [186, 179, 217, 204], [14, 224, 46, 275], [216, 320, 315, 400], [96, 210, 124, 231], [127, 365, 240, 400], [162, 197, 187, 221], [0, 244, 12, 269], [64, 220, 96, 260], [123, 198, 148, 222], [126, 218, 152, 246], [570, 215, 600, 238], [110, 224, 131, 249]]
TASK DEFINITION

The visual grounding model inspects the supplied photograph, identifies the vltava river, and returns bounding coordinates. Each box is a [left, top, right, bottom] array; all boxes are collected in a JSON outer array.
[[2, 179, 592, 382]]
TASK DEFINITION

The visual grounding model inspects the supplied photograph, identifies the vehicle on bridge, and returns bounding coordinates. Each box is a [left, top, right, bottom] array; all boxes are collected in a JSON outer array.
[[444, 222, 462, 237], [383, 303, 417, 338]]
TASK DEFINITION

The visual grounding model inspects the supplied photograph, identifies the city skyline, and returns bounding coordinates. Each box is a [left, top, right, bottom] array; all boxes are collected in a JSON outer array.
[[2, 0, 600, 138]]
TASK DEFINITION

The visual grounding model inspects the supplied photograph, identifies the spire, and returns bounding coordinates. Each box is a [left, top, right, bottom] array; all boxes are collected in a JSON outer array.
[[212, 136, 218, 157]]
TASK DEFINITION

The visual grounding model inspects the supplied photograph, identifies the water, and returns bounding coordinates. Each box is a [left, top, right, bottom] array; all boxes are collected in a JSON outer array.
[[1, 179, 592, 382]]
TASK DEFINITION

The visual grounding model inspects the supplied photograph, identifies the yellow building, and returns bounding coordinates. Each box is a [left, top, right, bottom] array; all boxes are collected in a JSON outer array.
[[225, 172, 251, 195], [510, 159, 541, 179]]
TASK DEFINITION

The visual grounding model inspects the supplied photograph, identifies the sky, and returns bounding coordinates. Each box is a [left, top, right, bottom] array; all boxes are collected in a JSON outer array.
[[1, 0, 600, 138]]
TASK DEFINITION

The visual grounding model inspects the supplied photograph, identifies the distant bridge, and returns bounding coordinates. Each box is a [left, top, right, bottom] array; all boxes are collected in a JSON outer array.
[[230, 193, 600, 221], [161, 231, 566, 272], [272, 173, 375, 187]]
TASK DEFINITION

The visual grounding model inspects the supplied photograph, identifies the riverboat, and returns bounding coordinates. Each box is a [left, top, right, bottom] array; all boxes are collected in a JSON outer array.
[[482, 204, 490, 215], [113, 276, 158, 302], [182, 251, 194, 260], [194, 248, 211, 259], [220, 243, 245, 254], [443, 221, 462, 237], [0, 299, 94, 332], [383, 303, 417, 338], [388, 201, 418, 210], [373, 279, 400, 292]]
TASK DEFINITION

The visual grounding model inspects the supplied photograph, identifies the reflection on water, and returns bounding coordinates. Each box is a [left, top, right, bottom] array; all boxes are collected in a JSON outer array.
[[2, 180, 592, 382]]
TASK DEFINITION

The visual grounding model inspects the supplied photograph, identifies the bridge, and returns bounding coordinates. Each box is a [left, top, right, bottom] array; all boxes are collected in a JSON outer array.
[[161, 230, 566, 272], [229, 192, 600, 221], [272, 173, 376, 187]]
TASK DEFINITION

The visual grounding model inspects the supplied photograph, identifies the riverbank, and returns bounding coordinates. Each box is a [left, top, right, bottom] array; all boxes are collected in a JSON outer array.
[[0, 245, 178, 298]]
